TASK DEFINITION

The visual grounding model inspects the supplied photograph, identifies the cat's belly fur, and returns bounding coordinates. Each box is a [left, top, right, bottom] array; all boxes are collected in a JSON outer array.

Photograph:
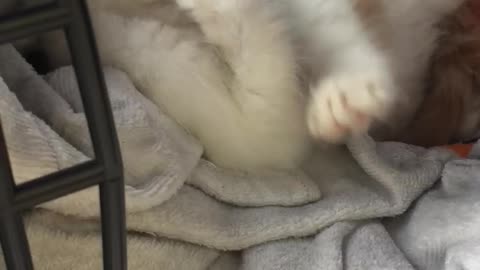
[[43, 0, 462, 171], [86, 9, 311, 171]]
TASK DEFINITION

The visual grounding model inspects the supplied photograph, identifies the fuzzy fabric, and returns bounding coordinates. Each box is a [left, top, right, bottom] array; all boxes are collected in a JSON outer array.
[[400, 0, 480, 147], [0, 44, 478, 269], [386, 151, 480, 270]]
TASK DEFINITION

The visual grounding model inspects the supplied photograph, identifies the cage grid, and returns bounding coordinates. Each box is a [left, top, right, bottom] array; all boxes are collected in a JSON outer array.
[[0, 0, 128, 269]]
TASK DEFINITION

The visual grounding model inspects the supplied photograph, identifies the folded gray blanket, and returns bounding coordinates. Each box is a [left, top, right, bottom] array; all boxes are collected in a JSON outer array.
[[0, 43, 474, 270], [387, 156, 480, 270]]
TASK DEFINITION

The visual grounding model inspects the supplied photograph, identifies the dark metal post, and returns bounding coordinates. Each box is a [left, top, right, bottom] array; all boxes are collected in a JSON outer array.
[[0, 124, 34, 270], [0, 0, 128, 269], [60, 0, 127, 269]]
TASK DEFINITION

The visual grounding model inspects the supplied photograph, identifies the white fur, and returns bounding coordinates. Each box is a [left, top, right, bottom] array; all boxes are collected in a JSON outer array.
[[83, 0, 310, 171], [282, 0, 466, 142], [45, 0, 464, 171], [280, 0, 396, 142]]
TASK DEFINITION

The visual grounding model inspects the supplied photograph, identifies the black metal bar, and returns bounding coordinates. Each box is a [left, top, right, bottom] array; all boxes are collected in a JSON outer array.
[[60, 1, 127, 269], [0, 3, 69, 44], [59, 0, 123, 173], [0, 215, 33, 270], [14, 161, 104, 211], [99, 180, 127, 270], [0, 124, 34, 270], [0, 0, 127, 269]]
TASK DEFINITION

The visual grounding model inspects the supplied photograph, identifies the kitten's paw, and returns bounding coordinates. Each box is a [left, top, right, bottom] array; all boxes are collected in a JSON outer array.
[[307, 72, 396, 143]]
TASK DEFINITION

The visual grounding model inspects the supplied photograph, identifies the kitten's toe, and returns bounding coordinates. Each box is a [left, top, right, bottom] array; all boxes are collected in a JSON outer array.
[[307, 73, 396, 143]]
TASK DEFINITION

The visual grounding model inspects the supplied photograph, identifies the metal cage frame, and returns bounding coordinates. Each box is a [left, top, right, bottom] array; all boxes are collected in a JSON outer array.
[[0, 0, 127, 269]]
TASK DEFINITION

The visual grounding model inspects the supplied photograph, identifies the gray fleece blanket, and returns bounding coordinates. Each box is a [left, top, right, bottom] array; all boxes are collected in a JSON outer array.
[[0, 44, 478, 270]]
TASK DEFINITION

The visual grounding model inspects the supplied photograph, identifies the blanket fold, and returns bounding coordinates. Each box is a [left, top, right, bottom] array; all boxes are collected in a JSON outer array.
[[386, 158, 480, 270], [243, 221, 415, 270], [0, 43, 472, 270]]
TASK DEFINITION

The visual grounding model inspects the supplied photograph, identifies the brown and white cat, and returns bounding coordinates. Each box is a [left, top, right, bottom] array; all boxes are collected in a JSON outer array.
[[43, 0, 466, 171], [401, 0, 480, 147]]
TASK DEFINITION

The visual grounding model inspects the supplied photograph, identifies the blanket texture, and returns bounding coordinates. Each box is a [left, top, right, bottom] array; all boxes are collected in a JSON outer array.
[[386, 154, 480, 270], [0, 43, 477, 269]]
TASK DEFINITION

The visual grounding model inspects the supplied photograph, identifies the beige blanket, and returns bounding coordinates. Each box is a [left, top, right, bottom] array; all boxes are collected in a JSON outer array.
[[0, 44, 455, 269]]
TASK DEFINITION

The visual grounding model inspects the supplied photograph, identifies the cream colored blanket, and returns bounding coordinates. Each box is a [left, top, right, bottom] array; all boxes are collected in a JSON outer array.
[[0, 44, 457, 270]]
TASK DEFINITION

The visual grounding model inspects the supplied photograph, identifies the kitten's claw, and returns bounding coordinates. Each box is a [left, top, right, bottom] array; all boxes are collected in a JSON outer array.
[[307, 72, 396, 143]]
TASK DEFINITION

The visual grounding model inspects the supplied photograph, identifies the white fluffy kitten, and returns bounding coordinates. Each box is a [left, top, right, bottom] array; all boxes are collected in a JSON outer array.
[[45, 0, 464, 171]]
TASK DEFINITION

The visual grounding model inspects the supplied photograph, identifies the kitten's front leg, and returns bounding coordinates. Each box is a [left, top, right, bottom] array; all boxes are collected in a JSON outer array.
[[307, 64, 397, 143], [300, 0, 398, 143]]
